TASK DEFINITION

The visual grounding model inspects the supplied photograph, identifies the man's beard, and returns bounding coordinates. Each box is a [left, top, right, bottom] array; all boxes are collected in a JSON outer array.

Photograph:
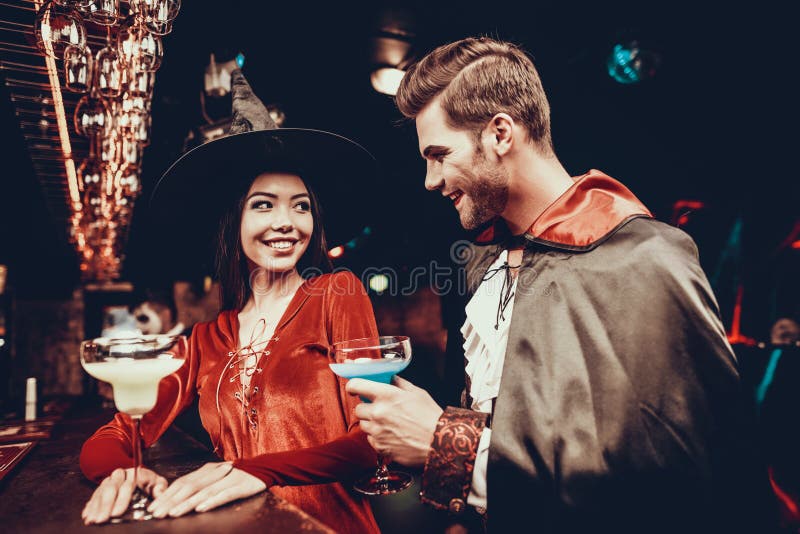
[[461, 154, 509, 230]]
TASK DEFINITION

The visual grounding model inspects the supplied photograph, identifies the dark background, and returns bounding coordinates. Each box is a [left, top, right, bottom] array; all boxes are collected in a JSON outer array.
[[1, 0, 796, 339]]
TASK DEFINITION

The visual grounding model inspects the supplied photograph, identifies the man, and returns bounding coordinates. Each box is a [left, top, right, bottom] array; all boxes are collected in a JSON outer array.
[[348, 37, 773, 532]]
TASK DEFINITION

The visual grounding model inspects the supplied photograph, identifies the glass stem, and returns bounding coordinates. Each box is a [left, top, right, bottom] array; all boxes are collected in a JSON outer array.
[[375, 454, 389, 490], [131, 415, 142, 492]]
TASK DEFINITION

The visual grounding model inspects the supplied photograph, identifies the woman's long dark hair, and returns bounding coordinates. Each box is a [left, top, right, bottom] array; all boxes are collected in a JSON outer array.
[[215, 171, 333, 311]]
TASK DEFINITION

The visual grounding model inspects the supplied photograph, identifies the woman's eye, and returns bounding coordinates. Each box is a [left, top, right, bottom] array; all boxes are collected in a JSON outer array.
[[250, 200, 272, 210], [294, 201, 311, 212]]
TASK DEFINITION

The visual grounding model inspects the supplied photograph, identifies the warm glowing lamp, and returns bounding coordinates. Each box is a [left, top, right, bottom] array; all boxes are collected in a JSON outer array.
[[368, 274, 389, 294], [370, 67, 406, 96]]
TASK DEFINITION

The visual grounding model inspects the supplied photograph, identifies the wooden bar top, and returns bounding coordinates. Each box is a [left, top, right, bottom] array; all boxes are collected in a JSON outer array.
[[0, 404, 335, 533]]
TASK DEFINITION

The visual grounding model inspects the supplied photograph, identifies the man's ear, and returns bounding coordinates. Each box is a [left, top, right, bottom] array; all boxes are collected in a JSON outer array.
[[485, 113, 514, 157]]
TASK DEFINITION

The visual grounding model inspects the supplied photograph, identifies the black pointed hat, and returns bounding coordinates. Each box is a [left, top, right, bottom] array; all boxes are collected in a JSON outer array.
[[149, 69, 379, 270]]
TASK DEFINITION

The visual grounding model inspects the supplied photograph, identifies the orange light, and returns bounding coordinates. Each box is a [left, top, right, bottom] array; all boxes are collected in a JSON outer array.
[[328, 246, 344, 259], [64, 158, 80, 208], [36, 0, 87, 257], [672, 200, 705, 210], [792, 240, 800, 250], [36, 0, 80, 207], [726, 284, 756, 346], [769, 467, 800, 519]]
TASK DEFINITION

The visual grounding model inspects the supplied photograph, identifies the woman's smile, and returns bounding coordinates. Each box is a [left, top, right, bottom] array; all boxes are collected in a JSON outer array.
[[262, 238, 300, 251]]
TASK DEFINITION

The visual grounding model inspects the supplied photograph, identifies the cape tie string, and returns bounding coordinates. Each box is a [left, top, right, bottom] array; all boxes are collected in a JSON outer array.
[[482, 261, 519, 330]]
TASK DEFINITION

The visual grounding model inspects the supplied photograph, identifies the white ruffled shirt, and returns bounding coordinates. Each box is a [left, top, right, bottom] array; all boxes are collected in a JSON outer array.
[[461, 249, 517, 511]]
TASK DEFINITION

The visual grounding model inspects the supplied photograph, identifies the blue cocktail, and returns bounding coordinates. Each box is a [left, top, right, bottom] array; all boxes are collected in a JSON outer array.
[[329, 358, 410, 384], [329, 335, 413, 495]]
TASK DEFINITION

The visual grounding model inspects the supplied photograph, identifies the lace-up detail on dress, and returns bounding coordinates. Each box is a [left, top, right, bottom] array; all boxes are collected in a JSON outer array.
[[214, 318, 276, 442]]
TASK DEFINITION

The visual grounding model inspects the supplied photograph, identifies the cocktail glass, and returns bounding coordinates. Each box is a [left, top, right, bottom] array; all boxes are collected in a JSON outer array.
[[329, 335, 413, 495], [80, 334, 187, 521]]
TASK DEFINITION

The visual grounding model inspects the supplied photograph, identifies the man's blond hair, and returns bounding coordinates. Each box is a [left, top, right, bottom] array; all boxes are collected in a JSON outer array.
[[396, 37, 553, 154]]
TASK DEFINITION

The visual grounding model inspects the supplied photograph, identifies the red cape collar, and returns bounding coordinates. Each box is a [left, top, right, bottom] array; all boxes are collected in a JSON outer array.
[[474, 169, 653, 249]]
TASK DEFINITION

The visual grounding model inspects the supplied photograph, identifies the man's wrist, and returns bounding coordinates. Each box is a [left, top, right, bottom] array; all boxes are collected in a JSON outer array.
[[419, 407, 489, 514], [413, 406, 444, 467]]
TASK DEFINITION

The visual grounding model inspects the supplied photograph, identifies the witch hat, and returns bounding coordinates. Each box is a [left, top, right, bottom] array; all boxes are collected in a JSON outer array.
[[149, 69, 379, 272]]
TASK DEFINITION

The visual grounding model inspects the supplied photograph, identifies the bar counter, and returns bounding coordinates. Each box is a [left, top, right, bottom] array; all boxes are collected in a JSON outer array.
[[0, 405, 335, 533]]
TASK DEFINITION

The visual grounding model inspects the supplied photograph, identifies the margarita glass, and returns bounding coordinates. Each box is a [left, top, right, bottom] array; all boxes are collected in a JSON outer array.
[[80, 334, 187, 521]]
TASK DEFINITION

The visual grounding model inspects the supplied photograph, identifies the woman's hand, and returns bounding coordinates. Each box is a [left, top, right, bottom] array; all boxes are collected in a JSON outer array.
[[81, 467, 167, 525], [147, 462, 267, 518]]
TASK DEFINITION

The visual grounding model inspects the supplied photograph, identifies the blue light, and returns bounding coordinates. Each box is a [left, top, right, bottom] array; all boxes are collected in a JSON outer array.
[[236, 53, 245, 68], [345, 239, 357, 249], [606, 41, 660, 85], [755, 348, 783, 411], [362, 226, 372, 236], [607, 44, 640, 84]]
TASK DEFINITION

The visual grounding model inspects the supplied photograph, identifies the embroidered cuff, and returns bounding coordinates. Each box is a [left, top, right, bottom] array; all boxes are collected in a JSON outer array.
[[420, 406, 489, 514]]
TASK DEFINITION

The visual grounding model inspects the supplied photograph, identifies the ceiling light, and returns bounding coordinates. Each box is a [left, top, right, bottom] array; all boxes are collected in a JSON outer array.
[[368, 10, 416, 96], [370, 67, 405, 96]]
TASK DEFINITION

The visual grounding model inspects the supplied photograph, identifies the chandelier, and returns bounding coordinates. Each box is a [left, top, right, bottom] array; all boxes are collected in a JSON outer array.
[[33, 0, 180, 282]]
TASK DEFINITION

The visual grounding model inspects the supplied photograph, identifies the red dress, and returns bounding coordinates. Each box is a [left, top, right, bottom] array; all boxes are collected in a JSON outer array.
[[80, 271, 381, 533]]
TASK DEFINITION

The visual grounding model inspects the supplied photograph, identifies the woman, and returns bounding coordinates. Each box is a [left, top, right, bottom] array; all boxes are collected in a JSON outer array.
[[79, 70, 381, 532]]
